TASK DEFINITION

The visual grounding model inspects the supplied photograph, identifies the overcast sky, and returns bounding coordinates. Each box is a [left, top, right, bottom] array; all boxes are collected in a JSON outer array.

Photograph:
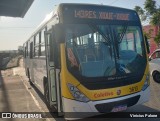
[[0, 0, 159, 50]]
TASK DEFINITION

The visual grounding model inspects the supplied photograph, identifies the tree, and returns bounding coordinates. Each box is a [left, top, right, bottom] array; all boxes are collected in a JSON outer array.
[[134, 0, 160, 44]]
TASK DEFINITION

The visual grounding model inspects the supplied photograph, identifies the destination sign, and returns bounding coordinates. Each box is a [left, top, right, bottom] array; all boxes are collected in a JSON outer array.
[[62, 5, 139, 23], [74, 10, 130, 21]]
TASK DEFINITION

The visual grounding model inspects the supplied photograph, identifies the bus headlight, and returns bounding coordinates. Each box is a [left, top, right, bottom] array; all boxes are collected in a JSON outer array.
[[142, 74, 150, 91], [67, 83, 90, 102]]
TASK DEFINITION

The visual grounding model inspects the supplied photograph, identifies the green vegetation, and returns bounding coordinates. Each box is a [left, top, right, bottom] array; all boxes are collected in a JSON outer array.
[[134, 0, 160, 44]]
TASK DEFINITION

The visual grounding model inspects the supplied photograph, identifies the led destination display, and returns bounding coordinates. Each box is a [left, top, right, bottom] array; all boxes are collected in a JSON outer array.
[[61, 4, 139, 23], [75, 10, 130, 21]]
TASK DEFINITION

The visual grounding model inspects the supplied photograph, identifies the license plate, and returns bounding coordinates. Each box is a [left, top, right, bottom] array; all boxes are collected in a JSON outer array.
[[111, 105, 127, 112]]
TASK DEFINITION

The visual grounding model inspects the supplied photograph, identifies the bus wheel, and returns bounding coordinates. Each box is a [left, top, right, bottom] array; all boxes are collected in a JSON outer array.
[[44, 83, 50, 104], [153, 71, 160, 83]]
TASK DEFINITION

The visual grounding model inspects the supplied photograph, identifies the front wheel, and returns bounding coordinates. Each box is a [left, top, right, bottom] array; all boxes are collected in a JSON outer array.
[[153, 71, 160, 83]]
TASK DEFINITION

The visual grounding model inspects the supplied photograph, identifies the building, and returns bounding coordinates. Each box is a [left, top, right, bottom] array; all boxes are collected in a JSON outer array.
[[143, 25, 159, 55]]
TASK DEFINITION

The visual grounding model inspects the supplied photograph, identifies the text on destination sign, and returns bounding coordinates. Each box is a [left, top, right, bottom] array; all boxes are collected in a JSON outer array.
[[75, 10, 130, 20]]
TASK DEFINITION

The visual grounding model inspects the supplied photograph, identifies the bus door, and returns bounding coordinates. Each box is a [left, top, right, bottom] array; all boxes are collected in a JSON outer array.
[[29, 42, 34, 82], [44, 30, 57, 108]]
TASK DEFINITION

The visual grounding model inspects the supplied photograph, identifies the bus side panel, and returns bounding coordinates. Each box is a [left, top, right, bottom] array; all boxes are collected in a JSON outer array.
[[32, 58, 47, 94]]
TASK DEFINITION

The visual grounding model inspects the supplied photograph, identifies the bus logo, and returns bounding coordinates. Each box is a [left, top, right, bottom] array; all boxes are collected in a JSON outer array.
[[94, 92, 113, 98], [117, 89, 121, 95]]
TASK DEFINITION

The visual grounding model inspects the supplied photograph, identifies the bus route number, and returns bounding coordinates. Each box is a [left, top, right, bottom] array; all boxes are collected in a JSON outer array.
[[129, 86, 138, 93]]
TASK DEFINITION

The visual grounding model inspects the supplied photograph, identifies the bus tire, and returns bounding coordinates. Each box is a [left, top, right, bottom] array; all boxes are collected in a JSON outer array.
[[153, 71, 160, 83]]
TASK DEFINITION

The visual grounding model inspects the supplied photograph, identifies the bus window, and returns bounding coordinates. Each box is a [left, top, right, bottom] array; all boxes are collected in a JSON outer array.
[[49, 34, 54, 64], [40, 29, 46, 56], [120, 27, 142, 51], [39, 32, 41, 55], [45, 32, 54, 66], [35, 33, 40, 45], [26, 42, 29, 57], [40, 45, 45, 56], [34, 35, 39, 57], [41, 29, 45, 43], [24, 46, 26, 58], [30, 42, 33, 58], [34, 46, 39, 57], [65, 24, 145, 77]]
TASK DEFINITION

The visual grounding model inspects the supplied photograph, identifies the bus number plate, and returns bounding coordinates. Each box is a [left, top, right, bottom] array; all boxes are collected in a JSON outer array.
[[111, 105, 127, 112]]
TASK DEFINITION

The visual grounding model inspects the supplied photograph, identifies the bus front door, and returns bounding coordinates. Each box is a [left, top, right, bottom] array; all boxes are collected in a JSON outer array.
[[44, 30, 57, 108]]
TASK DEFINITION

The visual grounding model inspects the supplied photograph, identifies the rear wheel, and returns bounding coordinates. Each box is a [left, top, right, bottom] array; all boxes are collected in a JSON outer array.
[[153, 71, 160, 83]]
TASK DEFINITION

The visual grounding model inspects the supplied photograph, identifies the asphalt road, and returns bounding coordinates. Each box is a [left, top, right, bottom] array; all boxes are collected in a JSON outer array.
[[0, 59, 160, 121]]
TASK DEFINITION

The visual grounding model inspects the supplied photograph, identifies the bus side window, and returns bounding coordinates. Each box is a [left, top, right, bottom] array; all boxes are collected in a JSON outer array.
[[44, 29, 59, 67], [24, 46, 26, 58], [39, 32, 41, 56], [34, 34, 40, 57], [34, 46, 39, 57], [40, 29, 46, 56], [41, 45, 45, 56], [30, 42, 33, 58], [49, 34, 54, 62], [26, 42, 29, 57], [33, 36, 36, 57]]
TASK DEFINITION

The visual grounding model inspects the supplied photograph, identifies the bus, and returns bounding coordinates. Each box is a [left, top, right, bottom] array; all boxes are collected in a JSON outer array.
[[23, 3, 150, 119]]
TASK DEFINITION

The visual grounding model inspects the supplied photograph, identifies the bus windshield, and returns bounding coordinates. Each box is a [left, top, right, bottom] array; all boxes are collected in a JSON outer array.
[[65, 24, 146, 78]]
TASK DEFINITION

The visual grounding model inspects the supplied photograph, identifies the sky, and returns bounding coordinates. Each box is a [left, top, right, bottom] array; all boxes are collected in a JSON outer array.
[[0, 0, 160, 50]]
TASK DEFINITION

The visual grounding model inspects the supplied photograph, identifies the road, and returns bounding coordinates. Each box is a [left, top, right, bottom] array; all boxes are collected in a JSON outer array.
[[0, 59, 160, 121]]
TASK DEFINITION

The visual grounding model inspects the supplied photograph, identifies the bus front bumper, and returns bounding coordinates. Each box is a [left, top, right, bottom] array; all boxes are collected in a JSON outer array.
[[62, 87, 150, 119]]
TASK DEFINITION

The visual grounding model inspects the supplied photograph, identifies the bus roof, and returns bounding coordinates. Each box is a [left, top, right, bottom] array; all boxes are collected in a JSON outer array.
[[59, 3, 136, 12]]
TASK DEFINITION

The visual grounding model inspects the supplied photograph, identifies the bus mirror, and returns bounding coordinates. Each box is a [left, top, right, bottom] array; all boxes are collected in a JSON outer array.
[[144, 36, 150, 54], [52, 24, 64, 43]]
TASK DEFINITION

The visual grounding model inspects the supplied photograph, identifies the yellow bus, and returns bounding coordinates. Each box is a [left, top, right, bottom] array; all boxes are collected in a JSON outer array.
[[23, 3, 150, 119]]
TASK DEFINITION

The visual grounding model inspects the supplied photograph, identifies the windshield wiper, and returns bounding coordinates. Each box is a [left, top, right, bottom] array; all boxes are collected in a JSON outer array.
[[88, 23, 128, 76], [88, 24, 114, 59], [113, 23, 128, 59], [117, 24, 128, 44], [88, 24, 111, 45]]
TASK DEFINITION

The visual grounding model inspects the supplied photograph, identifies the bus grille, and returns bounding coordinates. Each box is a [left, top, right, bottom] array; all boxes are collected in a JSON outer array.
[[95, 95, 140, 113]]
